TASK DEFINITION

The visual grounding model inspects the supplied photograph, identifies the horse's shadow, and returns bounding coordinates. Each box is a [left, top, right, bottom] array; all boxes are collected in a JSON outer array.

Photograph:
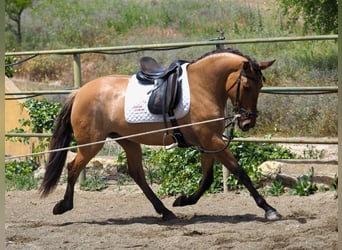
[[57, 213, 311, 227]]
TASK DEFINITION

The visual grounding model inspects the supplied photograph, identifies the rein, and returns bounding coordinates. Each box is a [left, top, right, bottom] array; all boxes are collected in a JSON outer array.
[[198, 114, 240, 154], [228, 69, 259, 119], [165, 64, 261, 154], [198, 68, 260, 154]]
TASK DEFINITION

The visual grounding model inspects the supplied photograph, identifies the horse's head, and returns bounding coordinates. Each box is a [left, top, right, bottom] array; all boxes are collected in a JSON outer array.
[[226, 59, 275, 132]]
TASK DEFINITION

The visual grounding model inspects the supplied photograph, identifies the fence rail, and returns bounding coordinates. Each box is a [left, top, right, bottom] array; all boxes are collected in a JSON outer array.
[[5, 35, 338, 146], [4, 86, 338, 97], [5, 35, 337, 57], [5, 35, 338, 187], [4, 132, 338, 145]]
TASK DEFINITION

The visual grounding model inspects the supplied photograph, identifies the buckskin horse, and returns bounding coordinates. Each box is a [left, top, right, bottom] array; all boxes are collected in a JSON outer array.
[[39, 48, 281, 220]]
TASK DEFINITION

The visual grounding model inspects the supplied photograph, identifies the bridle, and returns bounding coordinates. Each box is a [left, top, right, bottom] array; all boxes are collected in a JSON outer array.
[[199, 67, 262, 154], [230, 69, 260, 119]]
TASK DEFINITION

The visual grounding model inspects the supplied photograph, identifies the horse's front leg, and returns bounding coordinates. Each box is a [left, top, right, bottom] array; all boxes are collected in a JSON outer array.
[[173, 154, 215, 206], [216, 148, 282, 220]]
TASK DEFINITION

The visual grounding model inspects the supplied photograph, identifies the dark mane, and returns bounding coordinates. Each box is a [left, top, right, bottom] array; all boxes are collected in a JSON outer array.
[[191, 48, 261, 73]]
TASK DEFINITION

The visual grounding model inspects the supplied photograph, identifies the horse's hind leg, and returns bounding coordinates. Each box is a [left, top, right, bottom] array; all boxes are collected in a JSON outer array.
[[173, 153, 215, 206], [117, 140, 176, 220], [53, 144, 104, 215]]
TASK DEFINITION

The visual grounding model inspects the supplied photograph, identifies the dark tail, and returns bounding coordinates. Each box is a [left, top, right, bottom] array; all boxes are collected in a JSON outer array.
[[39, 92, 77, 197]]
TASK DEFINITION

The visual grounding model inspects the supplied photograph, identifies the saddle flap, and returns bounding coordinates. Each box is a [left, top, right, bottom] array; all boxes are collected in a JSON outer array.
[[147, 73, 181, 114], [124, 63, 190, 124]]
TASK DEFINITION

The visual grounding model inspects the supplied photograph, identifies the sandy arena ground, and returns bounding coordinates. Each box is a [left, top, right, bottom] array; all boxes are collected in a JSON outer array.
[[5, 183, 337, 250]]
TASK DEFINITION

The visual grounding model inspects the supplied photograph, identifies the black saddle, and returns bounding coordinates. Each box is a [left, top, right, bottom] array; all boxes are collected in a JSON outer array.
[[136, 57, 188, 115]]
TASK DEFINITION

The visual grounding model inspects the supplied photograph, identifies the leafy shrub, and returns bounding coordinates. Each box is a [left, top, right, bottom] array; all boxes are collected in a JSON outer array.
[[5, 158, 39, 179], [6, 98, 64, 191], [267, 180, 285, 196], [7, 98, 63, 164], [5, 174, 38, 191], [290, 167, 318, 196], [227, 140, 298, 190], [5, 54, 16, 77], [5, 158, 39, 191], [80, 175, 108, 191], [146, 147, 223, 196], [20, 98, 62, 133], [117, 141, 298, 196]]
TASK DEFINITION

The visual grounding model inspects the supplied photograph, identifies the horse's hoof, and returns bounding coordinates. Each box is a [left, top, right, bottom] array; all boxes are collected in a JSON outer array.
[[265, 209, 282, 220], [173, 195, 187, 207], [162, 211, 177, 221], [53, 200, 73, 215]]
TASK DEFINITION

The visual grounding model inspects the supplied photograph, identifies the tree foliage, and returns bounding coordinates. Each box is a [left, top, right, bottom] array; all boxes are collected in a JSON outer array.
[[5, 0, 33, 45], [278, 0, 338, 34]]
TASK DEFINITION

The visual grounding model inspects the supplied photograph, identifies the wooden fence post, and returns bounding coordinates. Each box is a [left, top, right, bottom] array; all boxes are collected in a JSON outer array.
[[73, 54, 86, 186]]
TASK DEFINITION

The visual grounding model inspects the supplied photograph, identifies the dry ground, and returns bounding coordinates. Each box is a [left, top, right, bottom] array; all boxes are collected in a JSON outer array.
[[5, 183, 337, 250], [6, 143, 338, 249]]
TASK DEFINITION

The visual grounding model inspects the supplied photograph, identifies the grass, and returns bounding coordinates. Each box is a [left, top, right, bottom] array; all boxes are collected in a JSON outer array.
[[80, 174, 108, 191], [267, 180, 285, 196], [5, 174, 39, 191], [5, 0, 337, 137], [290, 167, 318, 196]]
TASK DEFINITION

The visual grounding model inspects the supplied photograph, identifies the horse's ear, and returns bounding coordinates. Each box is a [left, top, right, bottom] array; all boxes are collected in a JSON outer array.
[[259, 60, 276, 70]]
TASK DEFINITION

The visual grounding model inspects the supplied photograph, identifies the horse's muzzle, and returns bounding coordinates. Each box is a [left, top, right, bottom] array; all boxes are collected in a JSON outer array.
[[238, 117, 256, 132], [235, 108, 258, 132], [239, 120, 254, 132]]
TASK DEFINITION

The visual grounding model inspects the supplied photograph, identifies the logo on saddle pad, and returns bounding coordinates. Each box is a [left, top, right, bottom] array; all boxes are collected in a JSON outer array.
[[124, 59, 190, 124]]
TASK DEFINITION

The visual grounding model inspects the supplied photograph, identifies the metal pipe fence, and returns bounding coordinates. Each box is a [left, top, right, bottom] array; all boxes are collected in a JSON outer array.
[[5, 35, 338, 145], [4, 86, 338, 97], [5, 35, 338, 189], [4, 132, 338, 144], [4, 35, 337, 57]]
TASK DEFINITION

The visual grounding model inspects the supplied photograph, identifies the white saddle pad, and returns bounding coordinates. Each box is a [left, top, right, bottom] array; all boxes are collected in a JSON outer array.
[[125, 63, 190, 123]]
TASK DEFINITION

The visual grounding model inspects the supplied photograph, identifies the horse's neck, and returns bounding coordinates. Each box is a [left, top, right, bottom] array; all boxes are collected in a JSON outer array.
[[188, 53, 244, 107], [191, 53, 244, 79]]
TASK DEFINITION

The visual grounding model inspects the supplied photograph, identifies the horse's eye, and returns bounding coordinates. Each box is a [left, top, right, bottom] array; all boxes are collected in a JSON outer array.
[[243, 82, 251, 90], [242, 77, 251, 90]]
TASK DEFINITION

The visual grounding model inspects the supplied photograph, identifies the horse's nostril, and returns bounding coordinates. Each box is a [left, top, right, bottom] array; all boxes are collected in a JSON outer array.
[[243, 124, 250, 131], [240, 120, 254, 132]]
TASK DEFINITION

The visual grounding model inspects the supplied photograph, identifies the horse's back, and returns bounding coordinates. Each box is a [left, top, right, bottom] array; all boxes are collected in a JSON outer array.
[[71, 75, 130, 138], [75, 75, 130, 104]]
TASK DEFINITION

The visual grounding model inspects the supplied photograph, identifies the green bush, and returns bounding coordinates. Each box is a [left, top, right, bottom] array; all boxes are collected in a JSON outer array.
[[5, 54, 16, 77], [5, 158, 39, 191], [146, 147, 223, 196], [6, 98, 63, 190], [116, 141, 298, 196], [5, 158, 39, 179], [7, 98, 63, 164], [20, 98, 62, 133], [267, 180, 285, 196], [227, 140, 298, 190], [80, 175, 108, 191], [290, 167, 318, 196], [5, 174, 39, 191]]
